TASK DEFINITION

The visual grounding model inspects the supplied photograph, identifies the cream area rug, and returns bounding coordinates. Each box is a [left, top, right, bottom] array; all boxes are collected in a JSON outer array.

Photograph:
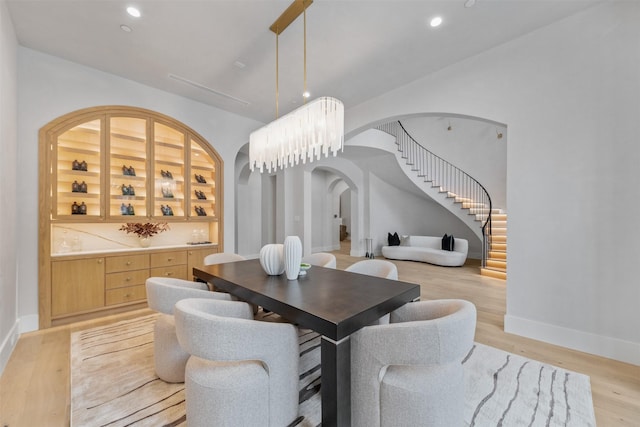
[[71, 314, 595, 427]]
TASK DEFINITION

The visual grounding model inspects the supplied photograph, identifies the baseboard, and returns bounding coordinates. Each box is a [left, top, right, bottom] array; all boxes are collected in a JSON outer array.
[[0, 320, 19, 376], [504, 314, 640, 366]]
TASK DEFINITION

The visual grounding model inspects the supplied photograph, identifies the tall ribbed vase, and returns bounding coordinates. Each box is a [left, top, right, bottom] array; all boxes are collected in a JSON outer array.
[[284, 236, 302, 280]]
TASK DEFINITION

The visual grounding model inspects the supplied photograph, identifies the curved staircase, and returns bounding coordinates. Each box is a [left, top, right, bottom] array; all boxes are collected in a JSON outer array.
[[377, 121, 506, 280]]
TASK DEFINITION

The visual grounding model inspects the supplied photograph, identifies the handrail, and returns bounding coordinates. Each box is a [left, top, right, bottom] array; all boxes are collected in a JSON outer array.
[[376, 121, 493, 267]]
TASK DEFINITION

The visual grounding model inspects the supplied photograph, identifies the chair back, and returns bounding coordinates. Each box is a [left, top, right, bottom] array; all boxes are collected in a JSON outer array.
[[145, 277, 231, 314], [302, 252, 337, 268], [174, 298, 299, 427], [351, 299, 476, 427], [203, 252, 246, 265], [345, 259, 398, 279]]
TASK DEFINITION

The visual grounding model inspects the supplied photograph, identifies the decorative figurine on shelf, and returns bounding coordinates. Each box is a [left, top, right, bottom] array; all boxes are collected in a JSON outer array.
[[121, 183, 130, 196], [71, 201, 79, 215], [79, 201, 87, 215], [72, 160, 88, 171], [160, 205, 174, 216], [122, 165, 136, 176], [72, 180, 80, 193], [128, 184, 135, 196], [161, 170, 174, 179], [161, 186, 174, 198], [127, 203, 135, 215], [120, 203, 128, 215], [195, 174, 207, 183], [195, 206, 207, 216], [195, 190, 207, 200], [80, 181, 88, 193]]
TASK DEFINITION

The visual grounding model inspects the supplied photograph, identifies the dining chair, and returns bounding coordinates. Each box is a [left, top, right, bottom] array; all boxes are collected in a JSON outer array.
[[174, 298, 300, 427], [203, 252, 246, 265], [145, 277, 232, 383], [345, 259, 399, 324], [302, 252, 337, 268], [351, 299, 476, 427], [345, 259, 398, 279]]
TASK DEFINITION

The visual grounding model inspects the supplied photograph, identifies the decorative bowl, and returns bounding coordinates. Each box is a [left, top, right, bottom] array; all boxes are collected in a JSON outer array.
[[299, 263, 312, 276]]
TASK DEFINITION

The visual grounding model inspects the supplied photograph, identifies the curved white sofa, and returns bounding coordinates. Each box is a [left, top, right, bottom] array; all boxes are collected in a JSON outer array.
[[381, 235, 468, 267]]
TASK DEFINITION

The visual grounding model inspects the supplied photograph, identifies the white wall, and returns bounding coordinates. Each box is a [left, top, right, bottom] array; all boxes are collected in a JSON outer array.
[[346, 2, 640, 365], [17, 48, 263, 329], [0, 0, 19, 374]]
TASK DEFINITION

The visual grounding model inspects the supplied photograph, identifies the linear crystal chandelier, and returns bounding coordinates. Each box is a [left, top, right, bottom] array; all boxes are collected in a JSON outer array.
[[249, 0, 344, 173]]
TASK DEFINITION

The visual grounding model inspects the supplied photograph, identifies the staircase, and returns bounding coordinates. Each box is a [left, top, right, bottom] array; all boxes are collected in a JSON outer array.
[[377, 121, 507, 280], [481, 212, 507, 279]]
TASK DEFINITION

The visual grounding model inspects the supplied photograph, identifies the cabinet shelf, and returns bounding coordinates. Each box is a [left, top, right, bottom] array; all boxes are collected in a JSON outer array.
[[57, 146, 99, 156], [59, 170, 100, 178], [59, 192, 101, 199]]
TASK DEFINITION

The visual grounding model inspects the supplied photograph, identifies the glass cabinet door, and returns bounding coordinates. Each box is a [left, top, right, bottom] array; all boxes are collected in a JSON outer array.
[[190, 137, 218, 218], [53, 119, 102, 218], [153, 122, 185, 218], [108, 117, 148, 218]]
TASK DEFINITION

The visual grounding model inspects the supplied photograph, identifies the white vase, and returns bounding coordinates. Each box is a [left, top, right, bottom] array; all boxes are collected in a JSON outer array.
[[284, 236, 302, 280], [139, 237, 151, 248], [259, 244, 285, 275]]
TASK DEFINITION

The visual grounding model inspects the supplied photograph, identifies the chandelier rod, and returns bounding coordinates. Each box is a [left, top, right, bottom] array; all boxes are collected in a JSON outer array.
[[303, 8, 307, 104]]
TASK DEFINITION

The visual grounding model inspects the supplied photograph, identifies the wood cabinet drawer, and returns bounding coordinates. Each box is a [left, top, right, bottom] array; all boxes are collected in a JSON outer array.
[[105, 269, 149, 290], [106, 254, 149, 273], [150, 251, 187, 268], [105, 285, 147, 306], [150, 265, 188, 280]]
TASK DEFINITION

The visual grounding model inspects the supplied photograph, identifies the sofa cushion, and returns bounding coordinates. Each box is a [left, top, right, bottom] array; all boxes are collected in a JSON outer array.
[[388, 232, 401, 246], [442, 234, 455, 251]]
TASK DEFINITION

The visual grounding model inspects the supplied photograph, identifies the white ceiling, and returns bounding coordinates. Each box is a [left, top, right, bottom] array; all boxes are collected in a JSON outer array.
[[7, 0, 601, 123]]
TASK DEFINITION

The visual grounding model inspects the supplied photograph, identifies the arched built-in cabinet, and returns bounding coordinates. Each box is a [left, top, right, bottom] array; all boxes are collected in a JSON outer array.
[[39, 106, 224, 328]]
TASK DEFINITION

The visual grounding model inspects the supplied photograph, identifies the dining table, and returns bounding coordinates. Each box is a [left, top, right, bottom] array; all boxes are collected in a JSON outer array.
[[193, 258, 420, 427]]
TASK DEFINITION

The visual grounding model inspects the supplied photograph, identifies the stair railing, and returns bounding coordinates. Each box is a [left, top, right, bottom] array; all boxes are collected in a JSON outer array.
[[376, 121, 493, 267]]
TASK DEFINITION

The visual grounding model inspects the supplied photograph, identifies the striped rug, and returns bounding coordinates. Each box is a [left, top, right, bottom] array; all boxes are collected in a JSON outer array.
[[71, 314, 595, 427]]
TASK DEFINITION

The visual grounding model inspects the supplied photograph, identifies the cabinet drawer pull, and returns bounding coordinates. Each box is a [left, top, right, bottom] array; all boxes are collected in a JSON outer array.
[[167, 257, 174, 261], [97, 259, 103, 264], [125, 277, 131, 281], [126, 261, 132, 265], [165, 272, 173, 276], [125, 293, 131, 298]]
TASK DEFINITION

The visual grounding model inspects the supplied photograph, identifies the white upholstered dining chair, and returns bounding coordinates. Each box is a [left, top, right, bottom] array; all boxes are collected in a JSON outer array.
[[145, 277, 232, 383], [203, 252, 246, 265], [345, 259, 398, 279], [174, 298, 300, 427], [302, 252, 337, 268], [350, 299, 476, 427], [345, 259, 399, 324]]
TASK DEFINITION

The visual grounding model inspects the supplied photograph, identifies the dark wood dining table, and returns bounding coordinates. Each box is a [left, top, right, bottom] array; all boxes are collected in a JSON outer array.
[[193, 258, 420, 427]]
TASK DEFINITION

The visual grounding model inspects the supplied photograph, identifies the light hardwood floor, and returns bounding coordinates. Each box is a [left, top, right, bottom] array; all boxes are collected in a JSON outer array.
[[1, 243, 639, 426]]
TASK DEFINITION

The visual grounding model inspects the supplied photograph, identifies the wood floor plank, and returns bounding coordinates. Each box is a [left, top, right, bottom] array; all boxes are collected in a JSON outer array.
[[1, 243, 638, 426]]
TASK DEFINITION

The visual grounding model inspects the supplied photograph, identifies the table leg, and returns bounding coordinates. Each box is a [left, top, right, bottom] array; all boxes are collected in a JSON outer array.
[[321, 336, 351, 427]]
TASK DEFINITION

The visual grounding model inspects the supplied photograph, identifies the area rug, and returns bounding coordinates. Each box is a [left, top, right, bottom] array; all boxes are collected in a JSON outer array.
[[71, 314, 595, 427]]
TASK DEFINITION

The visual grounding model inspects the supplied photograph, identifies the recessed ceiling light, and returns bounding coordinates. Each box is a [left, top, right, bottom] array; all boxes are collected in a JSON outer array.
[[430, 16, 443, 27], [127, 6, 141, 18], [464, 0, 476, 8], [120, 24, 132, 32], [303, 91, 310, 99]]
